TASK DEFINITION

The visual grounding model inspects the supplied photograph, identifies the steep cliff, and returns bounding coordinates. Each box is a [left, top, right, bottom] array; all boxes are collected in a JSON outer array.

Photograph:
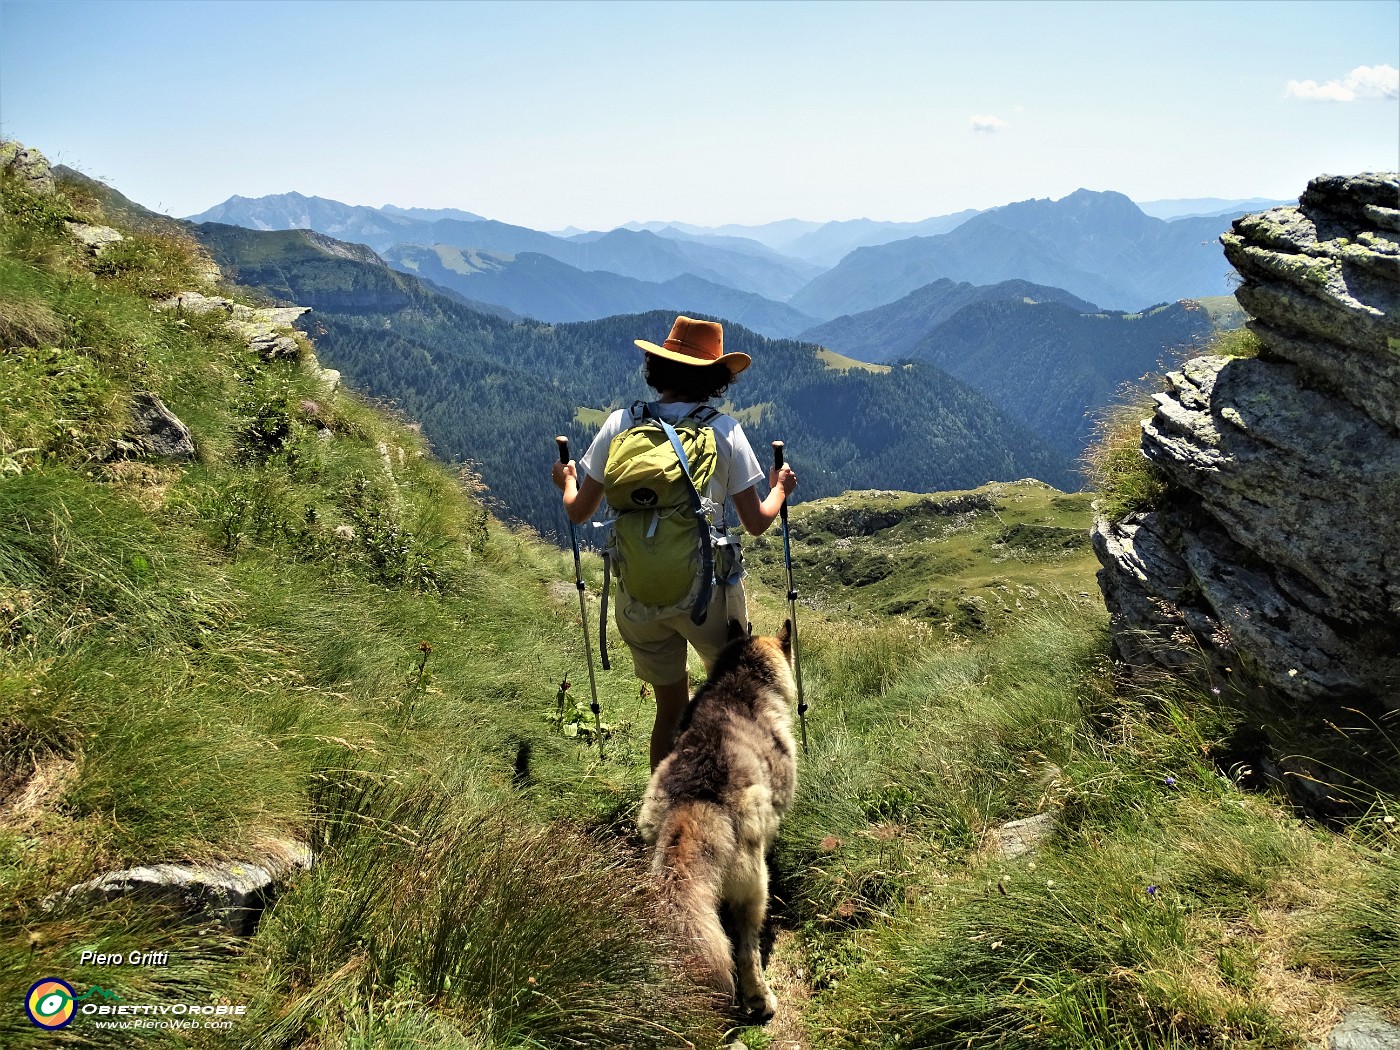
[[1092, 173, 1399, 720]]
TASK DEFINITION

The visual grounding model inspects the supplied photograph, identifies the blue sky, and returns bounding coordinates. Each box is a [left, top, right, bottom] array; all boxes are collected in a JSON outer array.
[[1, 0, 1396, 230]]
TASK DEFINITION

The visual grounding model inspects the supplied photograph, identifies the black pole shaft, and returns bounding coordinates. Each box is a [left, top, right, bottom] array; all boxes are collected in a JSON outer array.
[[557, 437, 604, 760], [772, 442, 808, 754]]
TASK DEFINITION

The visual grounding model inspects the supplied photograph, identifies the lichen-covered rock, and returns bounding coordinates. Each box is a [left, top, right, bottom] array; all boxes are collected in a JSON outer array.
[[1095, 172, 1400, 717], [60, 840, 313, 935], [65, 221, 125, 255], [1221, 172, 1400, 432], [0, 140, 55, 196]]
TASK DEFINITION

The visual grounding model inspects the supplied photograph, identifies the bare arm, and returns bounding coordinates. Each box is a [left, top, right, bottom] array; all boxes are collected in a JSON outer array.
[[552, 460, 604, 525], [732, 465, 797, 536]]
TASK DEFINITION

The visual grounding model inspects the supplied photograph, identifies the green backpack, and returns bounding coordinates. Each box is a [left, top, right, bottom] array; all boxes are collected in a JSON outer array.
[[599, 403, 738, 644]]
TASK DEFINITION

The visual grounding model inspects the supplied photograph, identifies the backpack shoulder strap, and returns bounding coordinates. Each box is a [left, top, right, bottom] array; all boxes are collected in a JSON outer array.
[[653, 416, 715, 626], [686, 404, 720, 425]]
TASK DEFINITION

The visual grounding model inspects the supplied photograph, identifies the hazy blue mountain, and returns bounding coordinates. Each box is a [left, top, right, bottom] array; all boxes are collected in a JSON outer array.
[[1136, 196, 1291, 220], [379, 204, 486, 223], [185, 191, 424, 248], [778, 210, 982, 266], [907, 297, 1215, 458], [621, 218, 826, 252], [788, 190, 1242, 318], [402, 223, 815, 300], [800, 278, 1101, 363], [380, 244, 819, 337]]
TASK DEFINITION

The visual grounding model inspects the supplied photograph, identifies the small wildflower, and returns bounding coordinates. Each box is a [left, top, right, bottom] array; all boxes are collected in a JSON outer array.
[[418, 641, 433, 655], [1288, 668, 1299, 677], [333, 524, 356, 541], [990, 940, 1003, 950], [1146, 884, 1159, 896], [1211, 687, 1221, 695], [527, 976, 536, 985], [819, 835, 842, 852], [1384, 816, 1396, 825], [1164, 776, 1177, 788]]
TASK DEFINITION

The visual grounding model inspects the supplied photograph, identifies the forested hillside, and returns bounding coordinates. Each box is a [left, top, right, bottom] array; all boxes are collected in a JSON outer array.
[[192, 222, 1074, 533], [907, 298, 1215, 459]]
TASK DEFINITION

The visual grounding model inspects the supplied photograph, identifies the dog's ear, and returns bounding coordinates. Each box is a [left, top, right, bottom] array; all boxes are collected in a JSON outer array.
[[778, 619, 792, 656], [726, 618, 747, 643]]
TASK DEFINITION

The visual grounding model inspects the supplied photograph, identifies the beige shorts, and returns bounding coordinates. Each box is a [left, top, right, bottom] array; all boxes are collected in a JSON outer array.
[[614, 580, 749, 685]]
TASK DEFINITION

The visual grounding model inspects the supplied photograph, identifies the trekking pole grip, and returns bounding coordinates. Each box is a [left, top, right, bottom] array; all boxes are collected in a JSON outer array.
[[556, 436, 570, 464], [772, 441, 785, 470]]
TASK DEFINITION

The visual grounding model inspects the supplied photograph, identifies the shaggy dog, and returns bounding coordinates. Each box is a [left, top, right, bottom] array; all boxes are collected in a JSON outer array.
[[637, 620, 798, 1019]]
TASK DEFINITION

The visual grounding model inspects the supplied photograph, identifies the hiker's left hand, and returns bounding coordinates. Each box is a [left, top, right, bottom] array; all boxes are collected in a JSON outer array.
[[770, 464, 797, 497], [552, 459, 577, 491]]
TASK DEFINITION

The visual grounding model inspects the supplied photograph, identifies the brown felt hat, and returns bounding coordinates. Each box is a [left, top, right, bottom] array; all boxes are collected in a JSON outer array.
[[634, 315, 751, 377]]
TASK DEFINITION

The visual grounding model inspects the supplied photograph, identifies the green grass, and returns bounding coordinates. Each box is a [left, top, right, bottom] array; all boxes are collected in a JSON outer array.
[[746, 480, 1101, 633]]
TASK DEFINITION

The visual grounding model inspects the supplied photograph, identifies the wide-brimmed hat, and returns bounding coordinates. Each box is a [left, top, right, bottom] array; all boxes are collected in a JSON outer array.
[[635, 315, 751, 377]]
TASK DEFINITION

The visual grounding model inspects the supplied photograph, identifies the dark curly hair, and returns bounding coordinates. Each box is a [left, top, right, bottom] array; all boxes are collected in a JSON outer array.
[[643, 353, 735, 402]]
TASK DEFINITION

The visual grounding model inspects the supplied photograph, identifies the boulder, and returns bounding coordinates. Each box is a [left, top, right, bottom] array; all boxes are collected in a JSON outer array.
[[0, 140, 55, 196], [112, 393, 196, 463], [1094, 172, 1400, 720], [65, 221, 124, 255], [60, 840, 314, 936]]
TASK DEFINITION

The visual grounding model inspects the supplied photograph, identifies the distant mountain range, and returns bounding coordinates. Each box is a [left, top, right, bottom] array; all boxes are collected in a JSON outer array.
[[187, 186, 1266, 324], [788, 190, 1240, 318]]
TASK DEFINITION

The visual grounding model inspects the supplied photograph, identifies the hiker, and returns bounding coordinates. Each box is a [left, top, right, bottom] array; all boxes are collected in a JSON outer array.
[[552, 316, 797, 769]]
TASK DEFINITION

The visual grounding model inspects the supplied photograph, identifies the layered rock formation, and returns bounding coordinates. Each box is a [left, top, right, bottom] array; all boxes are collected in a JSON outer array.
[[1093, 173, 1399, 713]]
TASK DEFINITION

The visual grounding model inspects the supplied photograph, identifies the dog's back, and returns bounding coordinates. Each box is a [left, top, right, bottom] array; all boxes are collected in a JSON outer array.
[[638, 621, 798, 1018]]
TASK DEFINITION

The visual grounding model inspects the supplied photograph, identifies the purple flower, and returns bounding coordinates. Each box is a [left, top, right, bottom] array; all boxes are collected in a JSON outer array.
[[1146, 884, 1159, 896], [1164, 776, 1177, 788]]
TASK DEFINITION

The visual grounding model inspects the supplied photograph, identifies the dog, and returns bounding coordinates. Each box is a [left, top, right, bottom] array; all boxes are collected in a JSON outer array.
[[637, 619, 798, 1019]]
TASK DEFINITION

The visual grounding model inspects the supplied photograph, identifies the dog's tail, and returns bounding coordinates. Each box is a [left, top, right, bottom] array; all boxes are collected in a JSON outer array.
[[652, 800, 736, 998]]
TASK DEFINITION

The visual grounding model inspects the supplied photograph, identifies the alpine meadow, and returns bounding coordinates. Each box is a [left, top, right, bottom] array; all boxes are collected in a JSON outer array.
[[1, 124, 1398, 1050]]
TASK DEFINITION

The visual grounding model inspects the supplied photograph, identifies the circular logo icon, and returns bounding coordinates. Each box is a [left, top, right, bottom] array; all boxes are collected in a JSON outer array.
[[26, 978, 76, 1029], [631, 487, 659, 508]]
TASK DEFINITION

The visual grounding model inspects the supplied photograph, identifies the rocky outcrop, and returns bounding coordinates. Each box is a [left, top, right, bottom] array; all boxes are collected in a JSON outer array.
[[1, 141, 55, 196], [1093, 173, 1400, 714]]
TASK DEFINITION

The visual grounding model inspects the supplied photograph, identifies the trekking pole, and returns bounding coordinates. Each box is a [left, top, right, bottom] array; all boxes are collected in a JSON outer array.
[[557, 436, 605, 760], [772, 441, 809, 754]]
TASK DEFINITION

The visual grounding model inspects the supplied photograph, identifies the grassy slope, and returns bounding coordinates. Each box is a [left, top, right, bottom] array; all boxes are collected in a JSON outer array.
[[2, 161, 1396, 1050]]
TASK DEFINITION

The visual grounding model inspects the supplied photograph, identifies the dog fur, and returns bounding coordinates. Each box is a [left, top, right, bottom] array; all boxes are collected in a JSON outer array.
[[637, 619, 798, 1019]]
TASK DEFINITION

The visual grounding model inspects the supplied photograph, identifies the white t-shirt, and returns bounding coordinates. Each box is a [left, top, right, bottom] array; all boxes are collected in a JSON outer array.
[[580, 401, 765, 508]]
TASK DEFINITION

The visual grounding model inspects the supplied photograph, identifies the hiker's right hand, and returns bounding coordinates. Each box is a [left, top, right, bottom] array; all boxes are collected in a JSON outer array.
[[769, 464, 797, 498], [552, 459, 577, 492]]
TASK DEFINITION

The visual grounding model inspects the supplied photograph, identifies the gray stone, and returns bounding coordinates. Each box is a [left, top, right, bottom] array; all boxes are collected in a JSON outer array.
[[65, 221, 124, 255], [1221, 172, 1400, 433], [1, 140, 55, 195], [61, 840, 313, 935], [115, 393, 195, 462], [1330, 1005, 1400, 1050], [989, 812, 1057, 859]]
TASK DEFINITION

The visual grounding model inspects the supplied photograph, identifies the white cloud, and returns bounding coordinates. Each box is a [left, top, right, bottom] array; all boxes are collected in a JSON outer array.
[[970, 114, 1008, 133], [1286, 64, 1399, 102]]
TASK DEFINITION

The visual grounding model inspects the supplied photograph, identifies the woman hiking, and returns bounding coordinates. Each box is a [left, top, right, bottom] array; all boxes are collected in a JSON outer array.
[[552, 315, 797, 769]]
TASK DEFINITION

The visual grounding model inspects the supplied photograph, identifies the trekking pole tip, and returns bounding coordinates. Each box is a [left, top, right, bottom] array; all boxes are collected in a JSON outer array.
[[555, 436, 570, 463]]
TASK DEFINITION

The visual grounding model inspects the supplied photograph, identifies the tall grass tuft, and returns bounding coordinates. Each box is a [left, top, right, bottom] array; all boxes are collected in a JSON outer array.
[[246, 770, 721, 1049]]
